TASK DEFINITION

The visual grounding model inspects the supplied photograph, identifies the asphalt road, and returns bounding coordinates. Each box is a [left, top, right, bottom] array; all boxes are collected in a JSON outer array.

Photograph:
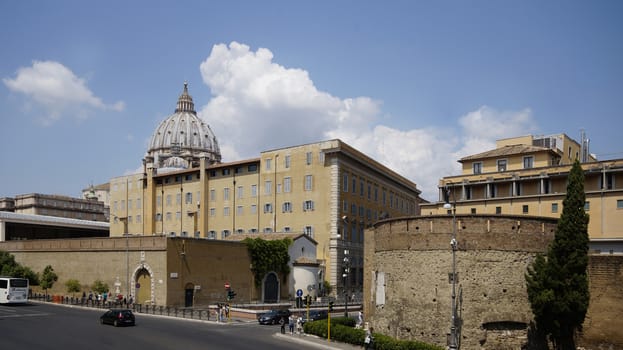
[[0, 302, 319, 350]]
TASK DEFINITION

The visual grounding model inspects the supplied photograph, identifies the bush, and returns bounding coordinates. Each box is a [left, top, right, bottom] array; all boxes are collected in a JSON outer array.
[[303, 317, 444, 350]]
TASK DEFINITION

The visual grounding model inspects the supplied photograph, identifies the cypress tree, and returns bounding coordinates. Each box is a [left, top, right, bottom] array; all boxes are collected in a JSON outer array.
[[526, 160, 590, 349]]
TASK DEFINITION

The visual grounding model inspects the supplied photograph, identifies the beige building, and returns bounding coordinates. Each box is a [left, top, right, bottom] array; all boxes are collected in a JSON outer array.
[[421, 133, 623, 241], [108, 83, 422, 298]]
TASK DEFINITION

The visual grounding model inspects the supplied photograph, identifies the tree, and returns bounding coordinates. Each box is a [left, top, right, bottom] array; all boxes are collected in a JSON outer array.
[[526, 160, 590, 350], [40, 265, 58, 297], [65, 279, 81, 296], [0, 250, 39, 285], [243, 237, 291, 287], [92, 279, 109, 295]]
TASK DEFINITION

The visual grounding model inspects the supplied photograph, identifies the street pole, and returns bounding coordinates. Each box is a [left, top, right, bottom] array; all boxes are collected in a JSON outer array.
[[342, 252, 350, 318], [444, 187, 459, 350]]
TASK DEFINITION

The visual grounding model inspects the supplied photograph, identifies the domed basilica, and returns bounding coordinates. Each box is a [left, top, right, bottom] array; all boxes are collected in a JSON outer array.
[[143, 83, 221, 170]]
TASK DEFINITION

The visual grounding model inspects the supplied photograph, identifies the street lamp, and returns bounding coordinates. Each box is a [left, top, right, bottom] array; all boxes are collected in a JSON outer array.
[[342, 251, 350, 317], [443, 187, 459, 349]]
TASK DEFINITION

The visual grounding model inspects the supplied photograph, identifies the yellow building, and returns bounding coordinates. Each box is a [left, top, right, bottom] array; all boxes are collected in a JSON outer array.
[[109, 83, 422, 297], [421, 133, 623, 241]]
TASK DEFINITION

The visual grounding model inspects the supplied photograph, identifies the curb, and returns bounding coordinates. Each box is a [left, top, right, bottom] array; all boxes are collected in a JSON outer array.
[[273, 332, 359, 350]]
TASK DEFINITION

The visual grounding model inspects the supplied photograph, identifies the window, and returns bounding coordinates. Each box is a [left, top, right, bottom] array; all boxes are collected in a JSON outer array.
[[210, 189, 216, 201], [136, 215, 141, 223], [248, 164, 258, 172], [352, 178, 357, 193], [473, 162, 482, 174], [237, 205, 243, 215], [465, 186, 472, 200], [470, 208, 476, 214], [617, 200, 623, 209], [222, 169, 230, 175], [495, 206, 502, 214], [489, 184, 497, 198], [128, 199, 133, 210], [264, 181, 272, 195], [542, 179, 551, 194], [264, 203, 273, 213], [282, 201, 292, 213], [208, 231, 216, 239], [306, 152, 313, 165], [185, 192, 192, 204], [221, 230, 231, 239], [584, 201, 590, 211], [136, 198, 141, 209], [235, 167, 242, 174], [303, 200, 315, 211], [263, 227, 273, 233], [156, 213, 162, 221], [304, 175, 313, 191], [283, 226, 291, 232], [238, 186, 244, 198], [251, 184, 257, 197], [284, 155, 291, 168], [343, 200, 348, 212], [497, 159, 507, 172], [166, 212, 172, 221], [223, 207, 230, 216], [166, 195, 172, 206], [600, 173, 615, 190], [304, 226, 314, 238], [522, 205, 529, 214], [551, 203, 558, 213], [249, 228, 258, 233], [176, 211, 181, 220], [360, 182, 364, 196], [223, 188, 230, 201], [284, 177, 292, 193], [523, 156, 534, 169], [210, 208, 216, 217], [343, 174, 348, 192], [176, 193, 181, 205], [265, 158, 272, 171]]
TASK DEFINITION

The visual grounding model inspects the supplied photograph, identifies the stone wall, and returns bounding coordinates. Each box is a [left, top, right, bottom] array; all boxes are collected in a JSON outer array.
[[364, 215, 559, 349]]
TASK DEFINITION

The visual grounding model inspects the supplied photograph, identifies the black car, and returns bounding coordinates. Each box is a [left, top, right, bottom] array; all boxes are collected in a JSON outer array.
[[257, 309, 291, 325], [100, 309, 136, 327], [300, 309, 328, 324]]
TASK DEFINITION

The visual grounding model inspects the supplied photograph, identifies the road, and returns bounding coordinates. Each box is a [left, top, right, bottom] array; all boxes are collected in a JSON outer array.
[[0, 302, 327, 350]]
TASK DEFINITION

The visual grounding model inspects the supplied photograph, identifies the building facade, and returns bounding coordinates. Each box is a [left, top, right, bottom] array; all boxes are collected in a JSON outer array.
[[421, 133, 623, 242], [0, 193, 108, 222], [108, 83, 423, 298]]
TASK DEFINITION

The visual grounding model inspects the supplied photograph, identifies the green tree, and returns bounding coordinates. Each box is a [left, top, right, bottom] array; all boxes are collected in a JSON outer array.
[[92, 279, 109, 294], [65, 279, 81, 296], [40, 265, 58, 296], [0, 250, 39, 285], [243, 237, 291, 287], [526, 160, 590, 350]]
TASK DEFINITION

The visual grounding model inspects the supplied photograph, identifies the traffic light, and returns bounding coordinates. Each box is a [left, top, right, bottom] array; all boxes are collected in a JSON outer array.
[[305, 295, 311, 307], [328, 301, 334, 312], [227, 289, 236, 300]]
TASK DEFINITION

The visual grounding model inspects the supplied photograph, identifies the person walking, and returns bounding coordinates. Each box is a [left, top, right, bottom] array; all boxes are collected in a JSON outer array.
[[288, 314, 295, 334], [279, 316, 286, 334], [296, 315, 303, 335], [364, 327, 374, 350]]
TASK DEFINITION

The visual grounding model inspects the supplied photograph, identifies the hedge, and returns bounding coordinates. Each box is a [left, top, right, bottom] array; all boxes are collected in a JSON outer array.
[[303, 317, 444, 350]]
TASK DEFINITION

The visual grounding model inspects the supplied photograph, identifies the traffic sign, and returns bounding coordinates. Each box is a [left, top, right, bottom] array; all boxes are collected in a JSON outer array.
[[296, 289, 303, 297], [224, 282, 230, 289]]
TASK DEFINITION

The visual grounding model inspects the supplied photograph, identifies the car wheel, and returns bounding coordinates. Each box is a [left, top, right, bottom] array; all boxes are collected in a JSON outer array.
[[113, 320, 119, 327]]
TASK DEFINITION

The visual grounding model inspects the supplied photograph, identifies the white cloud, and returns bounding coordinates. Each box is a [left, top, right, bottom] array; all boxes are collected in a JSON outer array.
[[3, 60, 125, 125], [197, 42, 538, 201]]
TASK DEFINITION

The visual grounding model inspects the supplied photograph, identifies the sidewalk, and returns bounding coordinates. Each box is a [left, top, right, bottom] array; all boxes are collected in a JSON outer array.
[[273, 331, 361, 350]]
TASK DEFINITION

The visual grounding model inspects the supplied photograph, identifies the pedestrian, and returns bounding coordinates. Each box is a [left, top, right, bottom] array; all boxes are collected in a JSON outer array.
[[288, 314, 295, 334], [279, 317, 286, 334], [296, 315, 303, 335], [357, 311, 364, 329], [364, 327, 374, 350]]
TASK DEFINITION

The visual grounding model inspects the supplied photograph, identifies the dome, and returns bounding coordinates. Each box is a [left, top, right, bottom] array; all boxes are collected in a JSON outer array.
[[145, 83, 221, 169]]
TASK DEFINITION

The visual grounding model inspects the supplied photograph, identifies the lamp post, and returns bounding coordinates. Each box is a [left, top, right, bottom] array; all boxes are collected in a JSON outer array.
[[443, 187, 459, 350], [342, 251, 350, 317]]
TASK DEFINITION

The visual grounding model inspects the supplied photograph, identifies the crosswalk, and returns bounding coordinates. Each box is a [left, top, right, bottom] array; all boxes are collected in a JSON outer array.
[[0, 304, 50, 319]]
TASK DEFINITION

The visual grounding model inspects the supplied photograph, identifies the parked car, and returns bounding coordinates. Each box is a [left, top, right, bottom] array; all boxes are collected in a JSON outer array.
[[100, 309, 136, 327], [300, 309, 328, 324], [257, 309, 291, 325]]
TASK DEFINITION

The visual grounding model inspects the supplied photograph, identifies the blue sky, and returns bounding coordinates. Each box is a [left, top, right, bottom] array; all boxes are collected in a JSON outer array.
[[1, 1, 622, 201]]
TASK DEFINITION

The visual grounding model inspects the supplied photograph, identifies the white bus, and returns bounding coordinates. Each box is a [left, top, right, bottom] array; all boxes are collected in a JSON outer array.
[[0, 277, 29, 304]]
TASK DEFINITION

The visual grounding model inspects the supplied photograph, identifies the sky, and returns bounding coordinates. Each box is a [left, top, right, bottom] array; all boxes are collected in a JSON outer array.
[[1, 1, 622, 202]]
